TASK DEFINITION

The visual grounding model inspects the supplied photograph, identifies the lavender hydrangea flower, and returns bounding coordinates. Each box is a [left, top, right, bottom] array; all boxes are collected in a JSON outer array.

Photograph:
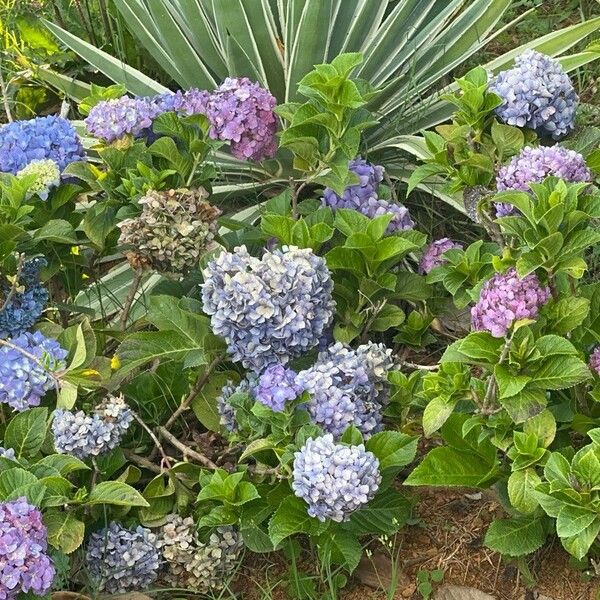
[[205, 77, 278, 161], [0, 447, 16, 460], [53, 395, 133, 459], [151, 89, 210, 116], [85, 97, 159, 142], [202, 245, 335, 372], [0, 116, 84, 174], [0, 258, 49, 339], [471, 268, 551, 337], [216, 376, 256, 433], [0, 497, 55, 600], [419, 238, 463, 274], [16, 159, 61, 200], [296, 342, 393, 439], [495, 145, 591, 216], [322, 158, 414, 233], [589, 346, 600, 375], [86, 522, 160, 594], [0, 331, 67, 411], [292, 435, 381, 522], [490, 50, 578, 139], [254, 364, 303, 412]]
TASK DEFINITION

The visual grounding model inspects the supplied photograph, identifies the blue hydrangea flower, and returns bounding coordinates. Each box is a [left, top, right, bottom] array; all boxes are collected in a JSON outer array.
[[0, 497, 55, 600], [0, 116, 84, 174], [254, 364, 303, 412], [296, 342, 393, 439], [202, 245, 335, 372], [151, 89, 210, 116], [0, 258, 48, 339], [322, 158, 414, 232], [490, 50, 577, 139], [216, 375, 257, 433], [53, 395, 133, 459], [292, 435, 381, 522], [0, 331, 67, 412], [86, 522, 160, 594], [0, 447, 16, 460]]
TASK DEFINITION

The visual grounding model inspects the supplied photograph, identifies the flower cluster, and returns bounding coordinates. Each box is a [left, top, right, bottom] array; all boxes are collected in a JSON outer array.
[[296, 342, 393, 439], [589, 346, 600, 375], [16, 159, 61, 200], [206, 77, 278, 161], [118, 188, 221, 273], [202, 245, 335, 372], [151, 88, 210, 116], [471, 268, 551, 338], [157, 515, 243, 592], [0, 498, 55, 600], [0, 116, 85, 174], [292, 435, 381, 522], [0, 331, 67, 411], [254, 364, 303, 412], [490, 50, 577, 139], [495, 145, 591, 216], [53, 395, 133, 459], [0, 258, 49, 340], [85, 522, 160, 594], [419, 238, 463, 274], [0, 447, 16, 460], [322, 158, 414, 232], [216, 376, 257, 433]]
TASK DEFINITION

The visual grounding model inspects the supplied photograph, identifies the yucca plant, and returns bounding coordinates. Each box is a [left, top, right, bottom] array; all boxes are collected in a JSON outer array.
[[41, 0, 600, 209]]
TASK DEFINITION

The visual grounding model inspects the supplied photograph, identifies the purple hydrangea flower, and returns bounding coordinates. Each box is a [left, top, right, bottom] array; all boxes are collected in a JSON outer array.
[[85, 97, 160, 142], [490, 50, 578, 139], [495, 145, 591, 216], [254, 364, 303, 412], [151, 89, 210, 116], [202, 245, 335, 372], [471, 268, 551, 337], [589, 346, 600, 375], [0, 331, 67, 411], [292, 434, 381, 522], [0, 258, 48, 340], [0, 497, 55, 600], [296, 342, 393, 439], [86, 522, 160, 594], [419, 238, 463, 274], [205, 77, 278, 161], [0, 116, 85, 174], [322, 158, 414, 232], [53, 395, 133, 459]]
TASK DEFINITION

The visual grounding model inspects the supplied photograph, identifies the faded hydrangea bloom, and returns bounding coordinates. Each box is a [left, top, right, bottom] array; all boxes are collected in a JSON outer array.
[[419, 238, 463, 274], [589, 346, 600, 375], [0, 331, 67, 411], [0, 257, 48, 339], [157, 515, 243, 592], [53, 395, 133, 459], [0, 497, 55, 600], [206, 77, 278, 160], [202, 245, 335, 372], [296, 342, 393, 439], [0, 116, 85, 174], [292, 435, 381, 522], [495, 145, 591, 216], [86, 522, 160, 593], [118, 188, 221, 273], [254, 364, 303, 412], [471, 268, 551, 337], [16, 159, 61, 200], [322, 158, 414, 232], [490, 50, 577, 139]]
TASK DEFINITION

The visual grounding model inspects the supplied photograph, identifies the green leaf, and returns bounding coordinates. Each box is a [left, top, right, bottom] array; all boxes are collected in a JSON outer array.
[[87, 481, 150, 507], [507, 469, 541, 515], [5, 408, 48, 459], [31, 454, 89, 478], [268, 495, 327, 547], [556, 505, 597, 538], [0, 468, 46, 505], [347, 488, 412, 536], [533, 356, 591, 390], [543, 297, 590, 334], [45, 511, 85, 554], [317, 529, 362, 572], [423, 397, 457, 438], [32, 219, 78, 244], [365, 431, 418, 472], [370, 304, 405, 331], [561, 519, 600, 560], [499, 387, 547, 424], [484, 516, 547, 557]]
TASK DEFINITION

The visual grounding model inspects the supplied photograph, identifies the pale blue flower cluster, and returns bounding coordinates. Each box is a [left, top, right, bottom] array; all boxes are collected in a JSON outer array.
[[52, 395, 133, 459], [254, 364, 303, 412], [202, 245, 335, 372], [296, 342, 393, 439], [0, 447, 16, 460], [85, 522, 160, 594], [0, 331, 67, 412], [490, 50, 577, 139], [0, 116, 84, 174], [292, 434, 381, 522]]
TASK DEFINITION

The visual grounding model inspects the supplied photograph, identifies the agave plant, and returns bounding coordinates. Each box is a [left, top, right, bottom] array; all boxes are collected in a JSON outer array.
[[42, 0, 600, 209]]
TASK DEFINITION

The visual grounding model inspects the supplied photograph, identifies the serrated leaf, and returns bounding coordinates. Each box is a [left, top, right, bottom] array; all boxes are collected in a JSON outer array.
[[5, 408, 48, 458], [484, 516, 546, 557], [268, 495, 327, 547], [87, 481, 149, 507], [45, 511, 85, 553]]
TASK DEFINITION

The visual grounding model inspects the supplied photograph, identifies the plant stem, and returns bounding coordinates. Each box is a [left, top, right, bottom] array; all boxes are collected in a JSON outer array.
[[157, 426, 218, 469], [0, 254, 25, 312], [131, 411, 172, 469], [0, 57, 13, 123], [403, 361, 439, 371], [119, 269, 143, 330], [186, 153, 202, 187], [481, 330, 514, 414]]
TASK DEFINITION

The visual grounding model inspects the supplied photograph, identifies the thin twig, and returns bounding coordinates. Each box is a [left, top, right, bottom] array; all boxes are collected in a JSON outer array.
[[403, 361, 439, 371], [158, 427, 218, 469], [384, 172, 398, 203], [1, 254, 25, 312], [131, 411, 172, 469], [481, 330, 514, 413], [123, 449, 162, 474], [0, 57, 13, 123], [119, 269, 143, 330]]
